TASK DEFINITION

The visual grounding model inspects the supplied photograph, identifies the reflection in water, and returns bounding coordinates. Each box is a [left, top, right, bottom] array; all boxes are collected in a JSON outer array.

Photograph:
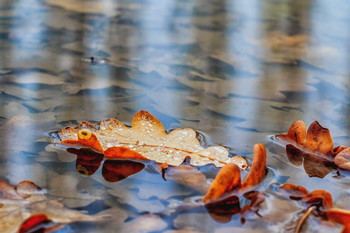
[[102, 159, 145, 182], [285, 144, 335, 178], [1, 0, 350, 232], [67, 148, 104, 175], [67, 148, 145, 182]]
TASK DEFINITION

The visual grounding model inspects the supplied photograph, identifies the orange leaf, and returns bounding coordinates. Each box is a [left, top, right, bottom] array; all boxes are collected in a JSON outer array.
[[203, 163, 241, 202], [77, 129, 103, 152], [303, 189, 333, 209], [241, 144, 266, 190], [104, 147, 149, 160], [277, 120, 306, 145], [326, 208, 350, 233], [305, 121, 334, 154], [277, 120, 334, 155], [18, 214, 51, 233], [280, 183, 308, 198]]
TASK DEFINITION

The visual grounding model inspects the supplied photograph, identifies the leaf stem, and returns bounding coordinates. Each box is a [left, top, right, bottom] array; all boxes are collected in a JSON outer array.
[[294, 205, 316, 233]]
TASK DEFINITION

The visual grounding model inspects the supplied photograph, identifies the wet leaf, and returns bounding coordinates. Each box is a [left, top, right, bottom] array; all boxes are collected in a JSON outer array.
[[279, 183, 308, 199], [0, 180, 110, 233], [18, 214, 63, 233], [303, 190, 333, 210], [203, 163, 241, 202], [276, 120, 350, 173], [334, 148, 350, 170], [203, 144, 266, 202], [326, 208, 350, 233], [57, 110, 247, 168], [241, 144, 267, 190], [276, 120, 334, 156]]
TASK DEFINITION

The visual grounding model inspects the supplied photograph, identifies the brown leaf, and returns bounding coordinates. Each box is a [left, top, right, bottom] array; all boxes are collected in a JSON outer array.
[[202, 163, 241, 202], [276, 120, 350, 172], [305, 121, 334, 154], [326, 208, 350, 233], [241, 144, 267, 190], [58, 110, 247, 168], [280, 183, 308, 199], [334, 148, 350, 170], [203, 144, 267, 202], [277, 120, 333, 155], [303, 190, 333, 210], [277, 120, 306, 145], [0, 180, 110, 233]]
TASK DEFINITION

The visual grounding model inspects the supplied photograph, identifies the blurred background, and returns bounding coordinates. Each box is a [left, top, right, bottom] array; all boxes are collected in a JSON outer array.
[[0, 0, 350, 232]]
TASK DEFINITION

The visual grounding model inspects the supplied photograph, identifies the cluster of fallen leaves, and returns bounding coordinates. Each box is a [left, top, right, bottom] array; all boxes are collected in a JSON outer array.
[[278, 183, 350, 233], [276, 120, 350, 177], [0, 179, 109, 233], [53, 110, 350, 232]]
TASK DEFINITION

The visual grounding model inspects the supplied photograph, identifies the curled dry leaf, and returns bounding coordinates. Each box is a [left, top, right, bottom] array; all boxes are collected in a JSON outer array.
[[203, 144, 267, 202], [203, 163, 241, 202], [279, 183, 332, 210], [241, 144, 267, 190], [326, 208, 350, 233], [276, 120, 350, 172], [57, 110, 247, 168], [201, 144, 267, 222], [303, 190, 333, 210], [0, 180, 110, 233], [202, 144, 266, 202], [280, 183, 308, 199]]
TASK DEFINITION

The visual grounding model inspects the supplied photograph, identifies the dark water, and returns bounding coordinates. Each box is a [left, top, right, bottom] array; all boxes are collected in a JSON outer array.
[[0, 0, 350, 232]]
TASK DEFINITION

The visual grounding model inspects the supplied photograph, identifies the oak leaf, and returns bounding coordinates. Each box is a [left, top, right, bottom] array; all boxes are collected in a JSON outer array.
[[0, 180, 109, 233], [57, 110, 247, 168]]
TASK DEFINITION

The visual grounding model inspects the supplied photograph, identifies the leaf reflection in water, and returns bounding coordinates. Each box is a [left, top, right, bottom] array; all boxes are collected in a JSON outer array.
[[66, 148, 145, 182]]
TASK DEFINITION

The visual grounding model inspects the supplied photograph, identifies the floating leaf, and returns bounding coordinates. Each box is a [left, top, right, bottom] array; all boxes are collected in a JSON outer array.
[[326, 208, 350, 233], [275, 120, 350, 173], [18, 214, 64, 233], [280, 183, 308, 199], [0, 180, 110, 233], [203, 144, 266, 202], [203, 163, 241, 202], [241, 144, 267, 190], [57, 110, 247, 168]]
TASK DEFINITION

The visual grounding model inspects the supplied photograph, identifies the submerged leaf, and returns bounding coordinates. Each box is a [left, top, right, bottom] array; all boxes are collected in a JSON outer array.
[[58, 110, 247, 168], [0, 180, 110, 233]]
